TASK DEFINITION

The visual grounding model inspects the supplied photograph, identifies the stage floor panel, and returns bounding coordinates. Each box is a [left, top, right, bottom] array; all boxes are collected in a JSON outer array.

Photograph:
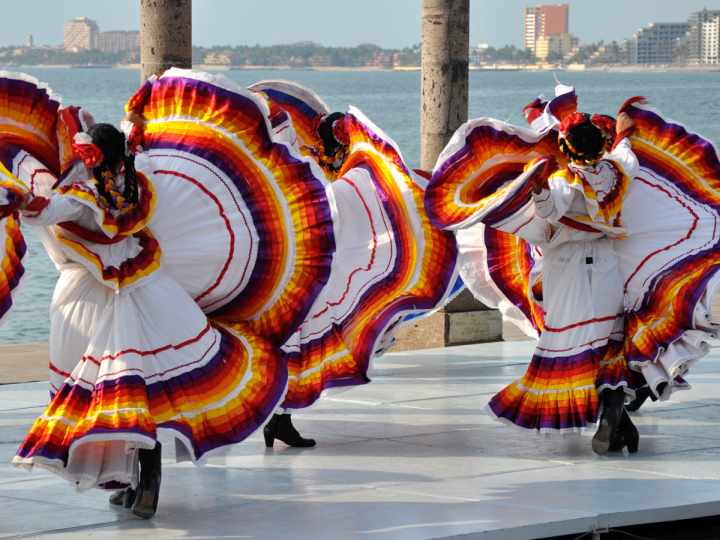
[[1, 341, 719, 539]]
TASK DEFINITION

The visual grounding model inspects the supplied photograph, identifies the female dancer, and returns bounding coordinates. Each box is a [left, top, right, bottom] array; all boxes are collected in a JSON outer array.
[[13, 122, 290, 517], [19, 124, 169, 515], [524, 110, 639, 453], [249, 80, 461, 444], [426, 86, 720, 452], [2, 71, 336, 518]]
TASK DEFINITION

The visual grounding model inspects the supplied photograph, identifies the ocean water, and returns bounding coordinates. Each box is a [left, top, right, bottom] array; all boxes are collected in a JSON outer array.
[[1, 67, 719, 343]]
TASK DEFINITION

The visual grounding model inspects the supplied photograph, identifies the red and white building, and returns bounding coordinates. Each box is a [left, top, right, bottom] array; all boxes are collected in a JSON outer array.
[[524, 4, 570, 54]]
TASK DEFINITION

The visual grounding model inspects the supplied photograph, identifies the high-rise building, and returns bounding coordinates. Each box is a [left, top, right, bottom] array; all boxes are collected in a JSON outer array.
[[701, 16, 720, 64], [97, 31, 140, 54], [628, 23, 689, 64], [524, 4, 569, 53], [63, 17, 99, 51], [686, 9, 720, 64]]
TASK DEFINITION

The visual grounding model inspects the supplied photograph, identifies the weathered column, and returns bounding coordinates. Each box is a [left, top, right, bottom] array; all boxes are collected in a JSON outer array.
[[395, 0, 504, 350], [140, 0, 192, 81], [420, 0, 469, 171]]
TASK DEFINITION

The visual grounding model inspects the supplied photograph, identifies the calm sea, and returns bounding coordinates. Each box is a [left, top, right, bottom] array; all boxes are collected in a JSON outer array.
[[1, 67, 719, 343]]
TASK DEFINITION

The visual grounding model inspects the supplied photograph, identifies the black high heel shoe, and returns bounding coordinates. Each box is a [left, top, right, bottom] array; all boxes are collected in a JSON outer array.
[[264, 414, 316, 448], [109, 487, 136, 508], [592, 388, 626, 455], [132, 442, 162, 519], [608, 409, 639, 453]]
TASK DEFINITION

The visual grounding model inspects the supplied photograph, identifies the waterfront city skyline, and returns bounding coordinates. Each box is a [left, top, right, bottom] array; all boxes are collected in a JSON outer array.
[[2, 0, 720, 50]]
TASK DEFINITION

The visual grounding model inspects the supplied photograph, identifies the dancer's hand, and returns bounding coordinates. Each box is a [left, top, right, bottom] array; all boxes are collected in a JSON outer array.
[[123, 111, 146, 155]]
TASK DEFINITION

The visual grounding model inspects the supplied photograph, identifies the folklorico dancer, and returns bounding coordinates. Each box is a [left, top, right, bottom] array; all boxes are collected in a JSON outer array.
[[425, 84, 720, 454], [249, 80, 461, 447], [1, 71, 336, 518], [245, 82, 347, 447], [250, 81, 350, 179]]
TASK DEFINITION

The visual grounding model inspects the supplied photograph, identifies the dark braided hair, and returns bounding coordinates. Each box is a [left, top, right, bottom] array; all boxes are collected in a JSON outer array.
[[87, 123, 138, 208], [559, 118, 606, 163], [317, 112, 346, 158]]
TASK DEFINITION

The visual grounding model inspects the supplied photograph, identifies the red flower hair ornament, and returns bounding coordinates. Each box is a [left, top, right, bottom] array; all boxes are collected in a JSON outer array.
[[71, 132, 104, 169], [558, 112, 609, 163], [559, 112, 590, 137], [590, 114, 616, 139]]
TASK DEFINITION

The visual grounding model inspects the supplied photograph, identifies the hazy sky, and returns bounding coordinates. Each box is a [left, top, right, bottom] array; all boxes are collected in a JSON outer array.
[[2, 0, 720, 49]]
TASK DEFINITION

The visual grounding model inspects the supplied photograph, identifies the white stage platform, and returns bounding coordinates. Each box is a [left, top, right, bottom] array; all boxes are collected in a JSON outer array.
[[2, 341, 720, 539]]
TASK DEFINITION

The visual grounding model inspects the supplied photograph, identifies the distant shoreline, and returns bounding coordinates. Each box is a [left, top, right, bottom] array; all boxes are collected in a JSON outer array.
[[2, 63, 719, 74]]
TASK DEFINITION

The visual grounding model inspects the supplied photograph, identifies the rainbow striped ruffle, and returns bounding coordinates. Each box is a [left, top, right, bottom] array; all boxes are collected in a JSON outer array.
[[0, 72, 62, 176], [488, 338, 634, 431], [0, 74, 95, 190], [15, 324, 286, 479], [488, 347, 600, 431], [620, 102, 720, 373], [0, 73, 58, 331], [0, 213, 26, 325], [0, 73, 93, 328], [0, 161, 30, 327], [551, 163, 630, 237], [58, 170, 156, 239], [56, 228, 161, 290], [281, 106, 459, 409], [250, 80, 330, 161], [483, 227, 544, 334], [426, 119, 566, 241], [126, 69, 335, 346]]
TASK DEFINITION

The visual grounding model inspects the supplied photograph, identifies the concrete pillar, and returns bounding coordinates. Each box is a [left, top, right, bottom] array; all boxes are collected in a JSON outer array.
[[140, 0, 192, 81], [420, 0, 470, 171], [394, 0, 503, 350]]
